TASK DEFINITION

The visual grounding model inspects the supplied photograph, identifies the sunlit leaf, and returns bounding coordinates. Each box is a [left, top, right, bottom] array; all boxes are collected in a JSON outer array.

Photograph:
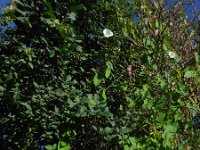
[[88, 94, 96, 107], [105, 68, 111, 78], [93, 73, 101, 86], [184, 70, 198, 78], [104, 127, 113, 134], [102, 89, 107, 100]]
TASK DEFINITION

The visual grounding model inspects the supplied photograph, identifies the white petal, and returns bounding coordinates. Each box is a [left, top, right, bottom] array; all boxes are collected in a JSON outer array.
[[9, 4, 16, 10], [168, 51, 176, 58], [103, 28, 113, 38]]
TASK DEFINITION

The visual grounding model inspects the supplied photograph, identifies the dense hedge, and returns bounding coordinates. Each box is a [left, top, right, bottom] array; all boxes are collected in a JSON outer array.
[[0, 0, 199, 149]]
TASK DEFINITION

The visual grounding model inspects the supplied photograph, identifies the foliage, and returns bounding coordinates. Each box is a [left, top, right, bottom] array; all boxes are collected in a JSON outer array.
[[0, 0, 199, 149]]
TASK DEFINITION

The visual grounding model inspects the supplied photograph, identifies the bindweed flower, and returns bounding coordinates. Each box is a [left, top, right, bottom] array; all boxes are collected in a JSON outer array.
[[3, 3, 16, 13], [168, 51, 176, 58], [9, 4, 16, 11], [103, 28, 113, 38]]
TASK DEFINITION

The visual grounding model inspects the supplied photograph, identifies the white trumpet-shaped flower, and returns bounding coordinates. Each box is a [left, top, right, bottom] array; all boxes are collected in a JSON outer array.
[[3, 3, 16, 13], [103, 28, 113, 38], [9, 4, 16, 11], [168, 51, 176, 58]]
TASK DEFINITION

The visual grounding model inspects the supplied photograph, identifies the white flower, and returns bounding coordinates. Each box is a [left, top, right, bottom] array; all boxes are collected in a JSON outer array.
[[3, 3, 16, 13], [103, 28, 113, 38], [9, 4, 16, 11], [168, 51, 176, 58]]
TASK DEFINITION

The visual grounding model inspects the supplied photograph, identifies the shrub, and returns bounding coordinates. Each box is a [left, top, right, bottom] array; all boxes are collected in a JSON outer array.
[[0, 0, 199, 149]]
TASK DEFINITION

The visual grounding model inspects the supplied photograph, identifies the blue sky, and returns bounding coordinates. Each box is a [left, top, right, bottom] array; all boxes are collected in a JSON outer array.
[[0, 0, 10, 6], [0, 0, 10, 13]]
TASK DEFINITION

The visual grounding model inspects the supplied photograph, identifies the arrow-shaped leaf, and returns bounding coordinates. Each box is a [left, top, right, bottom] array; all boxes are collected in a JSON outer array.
[[93, 73, 101, 86]]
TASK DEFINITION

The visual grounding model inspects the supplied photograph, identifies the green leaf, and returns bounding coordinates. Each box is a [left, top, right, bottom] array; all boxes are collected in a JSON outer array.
[[105, 68, 111, 78], [124, 145, 130, 150], [160, 79, 166, 89], [122, 27, 127, 34], [76, 45, 82, 52], [102, 89, 107, 100], [158, 112, 166, 124], [129, 137, 137, 148], [88, 94, 96, 107], [33, 82, 39, 88], [18, 101, 32, 111], [174, 110, 184, 121], [45, 144, 57, 150], [184, 70, 198, 78], [93, 73, 101, 86], [164, 124, 178, 134], [59, 141, 70, 150], [55, 88, 66, 97], [121, 126, 132, 133], [67, 75, 72, 81], [104, 127, 113, 134], [58, 147, 70, 150], [0, 85, 6, 92], [28, 62, 34, 69], [54, 105, 59, 113], [16, 8, 27, 16], [106, 61, 113, 69], [163, 44, 168, 51], [155, 20, 159, 28], [12, 0, 24, 6], [24, 48, 32, 61], [162, 124, 178, 147]]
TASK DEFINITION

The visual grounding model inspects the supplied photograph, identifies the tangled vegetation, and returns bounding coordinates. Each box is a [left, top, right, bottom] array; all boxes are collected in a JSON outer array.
[[0, 0, 199, 149]]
